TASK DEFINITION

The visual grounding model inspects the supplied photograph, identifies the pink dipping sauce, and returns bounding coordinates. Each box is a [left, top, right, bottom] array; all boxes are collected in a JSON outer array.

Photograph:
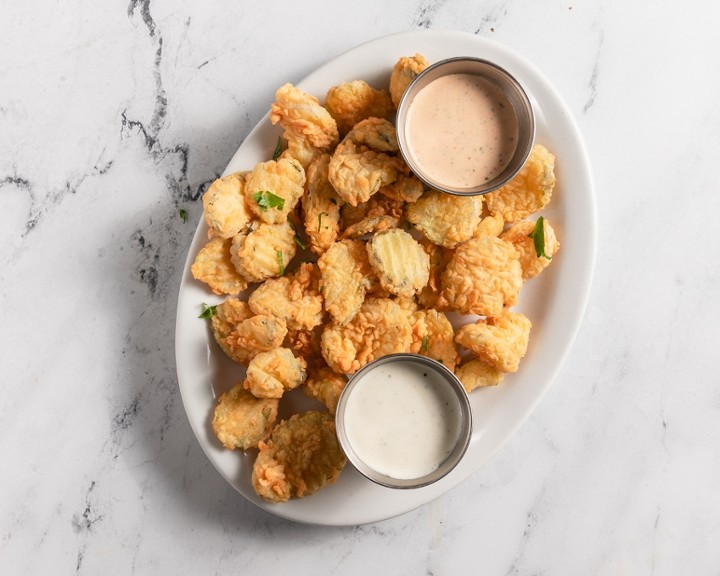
[[405, 73, 519, 189]]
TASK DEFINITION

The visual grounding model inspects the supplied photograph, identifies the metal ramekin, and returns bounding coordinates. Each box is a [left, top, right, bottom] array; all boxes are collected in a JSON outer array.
[[335, 353, 472, 489], [396, 56, 535, 196]]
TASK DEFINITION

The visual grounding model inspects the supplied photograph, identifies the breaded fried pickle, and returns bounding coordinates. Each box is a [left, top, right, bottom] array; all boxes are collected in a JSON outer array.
[[406, 190, 483, 248], [303, 366, 348, 415], [245, 348, 307, 399], [455, 311, 532, 373], [367, 229, 430, 297], [191, 237, 248, 296], [325, 80, 394, 137], [302, 154, 343, 255], [455, 359, 504, 393], [212, 382, 278, 451], [252, 411, 346, 502], [321, 297, 414, 374], [439, 235, 522, 317], [500, 218, 560, 279], [210, 299, 254, 363], [389, 53, 430, 108], [223, 314, 288, 365], [245, 158, 306, 225], [230, 222, 296, 283], [270, 83, 339, 150], [484, 144, 556, 223], [202, 172, 253, 239], [318, 239, 375, 325]]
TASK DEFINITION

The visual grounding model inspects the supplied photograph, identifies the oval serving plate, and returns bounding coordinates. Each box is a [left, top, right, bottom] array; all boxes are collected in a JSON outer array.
[[175, 29, 596, 526]]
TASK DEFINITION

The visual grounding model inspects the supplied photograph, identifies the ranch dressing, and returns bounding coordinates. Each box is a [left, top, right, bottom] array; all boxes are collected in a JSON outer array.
[[405, 72, 519, 188], [343, 360, 462, 480]]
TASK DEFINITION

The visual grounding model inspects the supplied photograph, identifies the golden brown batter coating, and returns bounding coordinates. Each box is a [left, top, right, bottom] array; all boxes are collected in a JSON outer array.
[[303, 366, 348, 415], [230, 222, 297, 283], [212, 382, 279, 450], [389, 53, 430, 108], [245, 347, 307, 399], [500, 218, 560, 279], [245, 158, 306, 225], [191, 237, 248, 296], [455, 358, 504, 392], [302, 154, 343, 255], [455, 311, 532, 373], [325, 80, 394, 137], [406, 190, 483, 249], [202, 172, 253, 239]]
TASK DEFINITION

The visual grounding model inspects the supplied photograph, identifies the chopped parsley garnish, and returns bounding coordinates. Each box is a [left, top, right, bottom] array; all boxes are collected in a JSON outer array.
[[198, 303, 217, 319], [528, 216, 552, 259], [277, 250, 285, 275], [253, 190, 285, 212], [272, 136, 283, 161], [287, 217, 307, 250], [421, 335, 429, 352], [178, 208, 188, 223]]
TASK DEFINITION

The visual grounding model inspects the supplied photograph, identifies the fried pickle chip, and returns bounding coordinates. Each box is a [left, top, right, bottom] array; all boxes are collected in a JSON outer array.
[[325, 80, 394, 136], [341, 193, 404, 228], [248, 263, 324, 331], [321, 297, 414, 374], [252, 411, 346, 502], [342, 214, 399, 239], [416, 238, 450, 309], [302, 154, 343, 255], [366, 229, 430, 297], [303, 366, 348, 415], [245, 158, 306, 225], [210, 299, 254, 363], [202, 172, 253, 239], [455, 359, 504, 393], [270, 83, 339, 150], [438, 235, 522, 317], [406, 190, 483, 248], [474, 213, 505, 238], [245, 347, 307, 399], [379, 173, 424, 203], [230, 222, 296, 283], [345, 117, 399, 152], [224, 314, 288, 365], [500, 218, 560, 279], [328, 138, 401, 206], [212, 382, 279, 450], [317, 239, 375, 325], [455, 311, 532, 373], [284, 325, 323, 367], [389, 53, 430, 108], [410, 309, 460, 371], [191, 237, 248, 296], [484, 144, 556, 223]]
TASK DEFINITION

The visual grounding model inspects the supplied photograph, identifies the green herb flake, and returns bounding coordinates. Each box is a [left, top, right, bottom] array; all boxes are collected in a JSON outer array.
[[277, 250, 285, 275], [318, 211, 328, 232], [528, 216, 552, 260], [287, 217, 307, 250], [198, 303, 217, 319], [421, 335, 429, 352], [178, 208, 188, 223], [253, 190, 285, 212], [272, 136, 283, 161]]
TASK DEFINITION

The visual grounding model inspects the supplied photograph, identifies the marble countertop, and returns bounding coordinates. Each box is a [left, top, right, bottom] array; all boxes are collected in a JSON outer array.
[[2, 0, 719, 574]]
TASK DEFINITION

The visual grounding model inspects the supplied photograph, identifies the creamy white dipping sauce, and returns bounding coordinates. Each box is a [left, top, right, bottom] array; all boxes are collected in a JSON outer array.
[[343, 360, 463, 480], [405, 72, 519, 189]]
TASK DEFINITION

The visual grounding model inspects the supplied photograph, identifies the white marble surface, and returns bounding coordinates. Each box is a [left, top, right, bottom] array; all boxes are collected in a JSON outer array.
[[2, 0, 719, 573]]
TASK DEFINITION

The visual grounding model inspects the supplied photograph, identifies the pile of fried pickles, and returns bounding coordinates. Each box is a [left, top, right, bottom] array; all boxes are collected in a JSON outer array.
[[191, 53, 560, 503]]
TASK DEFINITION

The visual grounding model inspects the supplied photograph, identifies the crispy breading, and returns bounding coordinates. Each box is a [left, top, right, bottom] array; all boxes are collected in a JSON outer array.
[[212, 382, 278, 450], [389, 53, 430, 108], [224, 314, 288, 364], [474, 213, 505, 238], [366, 229, 430, 297], [342, 214, 399, 239], [210, 299, 254, 363], [321, 297, 414, 374], [406, 190, 483, 248], [284, 325, 323, 367], [410, 309, 459, 371], [325, 80, 394, 136], [252, 411, 346, 502], [379, 173, 424, 203], [270, 83, 339, 150], [455, 359, 504, 393], [191, 237, 248, 296], [484, 144, 556, 223], [439, 235, 522, 317], [341, 194, 404, 228], [303, 366, 348, 414], [302, 154, 343, 255], [328, 138, 402, 206], [280, 134, 326, 170], [500, 218, 560, 279], [245, 347, 307, 399], [317, 239, 375, 325], [345, 117, 399, 152], [245, 158, 306, 224], [202, 172, 253, 239], [455, 311, 532, 373], [248, 263, 324, 331], [230, 222, 296, 283], [416, 238, 450, 309]]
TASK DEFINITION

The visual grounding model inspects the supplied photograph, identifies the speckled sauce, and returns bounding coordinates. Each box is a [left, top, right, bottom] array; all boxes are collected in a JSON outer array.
[[343, 361, 462, 480], [405, 73, 519, 188]]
